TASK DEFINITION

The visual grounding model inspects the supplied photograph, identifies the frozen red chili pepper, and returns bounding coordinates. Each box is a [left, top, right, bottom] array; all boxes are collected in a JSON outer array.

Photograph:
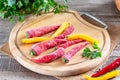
[[30, 39, 67, 56], [26, 24, 60, 38], [31, 47, 65, 63], [62, 41, 89, 63], [54, 25, 74, 39], [92, 58, 120, 77]]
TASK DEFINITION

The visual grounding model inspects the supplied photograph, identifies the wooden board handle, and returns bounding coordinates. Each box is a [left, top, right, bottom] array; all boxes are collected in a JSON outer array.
[[81, 13, 108, 29], [0, 42, 13, 58]]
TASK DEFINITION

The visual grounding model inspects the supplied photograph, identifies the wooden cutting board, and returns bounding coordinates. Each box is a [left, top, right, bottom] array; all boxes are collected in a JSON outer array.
[[1, 10, 111, 76]]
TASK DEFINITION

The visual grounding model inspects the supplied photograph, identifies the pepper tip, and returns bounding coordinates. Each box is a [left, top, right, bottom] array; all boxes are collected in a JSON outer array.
[[83, 75, 91, 80]]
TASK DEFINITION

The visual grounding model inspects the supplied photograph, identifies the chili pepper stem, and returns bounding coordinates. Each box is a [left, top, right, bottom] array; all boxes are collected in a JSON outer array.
[[62, 58, 68, 63], [66, 36, 68, 38], [54, 47, 57, 50], [30, 50, 35, 56], [26, 32, 29, 38]]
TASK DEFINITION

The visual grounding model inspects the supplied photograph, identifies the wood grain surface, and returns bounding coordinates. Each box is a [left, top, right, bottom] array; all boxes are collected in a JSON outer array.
[[0, 0, 120, 80]]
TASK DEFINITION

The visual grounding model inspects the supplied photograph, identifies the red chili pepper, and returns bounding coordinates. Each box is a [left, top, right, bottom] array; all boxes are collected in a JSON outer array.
[[54, 25, 74, 39], [92, 58, 120, 77], [31, 47, 64, 63], [30, 39, 67, 56], [56, 39, 83, 49], [62, 41, 89, 63], [26, 24, 60, 38]]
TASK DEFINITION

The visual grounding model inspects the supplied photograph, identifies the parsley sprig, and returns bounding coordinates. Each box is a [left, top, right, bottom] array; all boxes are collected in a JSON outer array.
[[82, 42, 102, 59], [0, 0, 68, 22]]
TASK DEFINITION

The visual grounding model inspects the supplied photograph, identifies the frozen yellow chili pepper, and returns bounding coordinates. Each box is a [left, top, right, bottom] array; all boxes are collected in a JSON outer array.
[[51, 22, 70, 38], [67, 34, 99, 44], [83, 70, 120, 80], [22, 37, 50, 43]]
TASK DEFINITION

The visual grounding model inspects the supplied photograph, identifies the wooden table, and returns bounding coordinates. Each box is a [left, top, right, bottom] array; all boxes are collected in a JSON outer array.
[[0, 0, 120, 80]]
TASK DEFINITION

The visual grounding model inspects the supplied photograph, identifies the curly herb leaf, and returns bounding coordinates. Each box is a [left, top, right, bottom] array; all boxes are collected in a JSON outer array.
[[82, 42, 102, 59], [82, 47, 91, 57], [91, 50, 101, 59], [17, 0, 23, 8], [0, 0, 68, 22], [8, 0, 16, 7]]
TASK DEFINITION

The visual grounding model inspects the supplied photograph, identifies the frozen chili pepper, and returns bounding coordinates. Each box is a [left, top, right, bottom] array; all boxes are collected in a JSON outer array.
[[51, 22, 70, 38], [67, 34, 99, 44], [92, 58, 120, 77], [22, 37, 50, 43], [31, 47, 64, 63], [54, 25, 74, 39], [83, 70, 120, 80], [30, 39, 67, 56], [56, 39, 83, 49], [26, 24, 60, 38], [62, 41, 89, 63]]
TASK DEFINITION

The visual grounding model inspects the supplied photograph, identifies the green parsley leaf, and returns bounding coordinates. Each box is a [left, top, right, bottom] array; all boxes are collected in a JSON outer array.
[[23, 0, 29, 5], [8, 0, 16, 7], [82, 47, 91, 57], [91, 51, 99, 59], [82, 51, 91, 57], [93, 42, 99, 49], [0, 13, 5, 19], [17, 0, 23, 8], [82, 43, 102, 59], [0, 0, 68, 22]]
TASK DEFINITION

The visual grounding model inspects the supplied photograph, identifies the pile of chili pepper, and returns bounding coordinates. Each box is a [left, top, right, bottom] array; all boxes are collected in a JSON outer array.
[[22, 22, 101, 63]]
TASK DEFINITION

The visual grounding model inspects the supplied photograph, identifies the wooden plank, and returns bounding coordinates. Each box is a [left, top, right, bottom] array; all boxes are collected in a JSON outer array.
[[0, 71, 57, 80], [0, 0, 120, 80]]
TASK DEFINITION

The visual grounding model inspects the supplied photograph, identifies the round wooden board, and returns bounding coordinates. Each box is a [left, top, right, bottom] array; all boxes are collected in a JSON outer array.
[[9, 10, 110, 76]]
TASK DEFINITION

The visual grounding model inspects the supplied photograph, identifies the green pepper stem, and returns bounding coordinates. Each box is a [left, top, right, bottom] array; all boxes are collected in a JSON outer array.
[[30, 50, 36, 56], [26, 32, 29, 38], [62, 58, 68, 63]]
